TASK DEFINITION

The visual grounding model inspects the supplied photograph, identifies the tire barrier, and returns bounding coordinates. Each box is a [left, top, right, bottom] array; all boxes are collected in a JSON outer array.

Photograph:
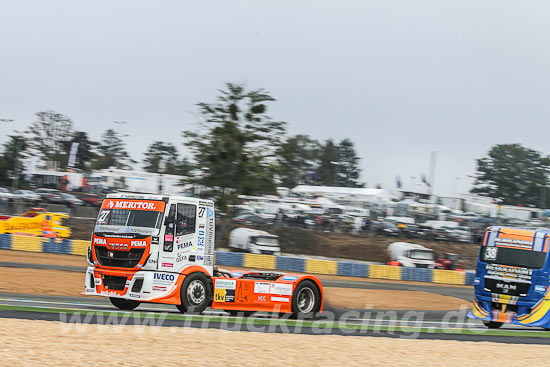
[[369, 264, 402, 280], [306, 259, 338, 275], [244, 253, 276, 270], [337, 262, 369, 278], [1, 236, 476, 286]]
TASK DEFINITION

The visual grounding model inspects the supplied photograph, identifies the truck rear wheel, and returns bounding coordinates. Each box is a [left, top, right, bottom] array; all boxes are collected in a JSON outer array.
[[109, 297, 140, 310], [291, 280, 320, 319], [176, 273, 211, 314], [483, 321, 503, 329]]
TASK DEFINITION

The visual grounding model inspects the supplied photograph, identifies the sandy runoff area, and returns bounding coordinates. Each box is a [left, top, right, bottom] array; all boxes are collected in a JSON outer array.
[[1, 318, 549, 367], [0, 266, 468, 310]]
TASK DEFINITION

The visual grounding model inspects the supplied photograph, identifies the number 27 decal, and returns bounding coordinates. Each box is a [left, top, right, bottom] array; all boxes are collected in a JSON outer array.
[[198, 207, 205, 218]]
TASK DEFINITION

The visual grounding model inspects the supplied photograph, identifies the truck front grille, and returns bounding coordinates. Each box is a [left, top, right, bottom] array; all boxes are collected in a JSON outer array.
[[95, 247, 145, 268]]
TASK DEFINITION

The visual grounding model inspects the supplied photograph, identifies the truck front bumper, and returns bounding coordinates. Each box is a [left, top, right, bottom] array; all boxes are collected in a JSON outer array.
[[468, 295, 550, 328], [83, 266, 185, 305]]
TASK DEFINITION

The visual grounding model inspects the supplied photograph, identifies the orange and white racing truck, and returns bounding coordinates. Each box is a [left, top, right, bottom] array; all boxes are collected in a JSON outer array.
[[83, 193, 324, 318]]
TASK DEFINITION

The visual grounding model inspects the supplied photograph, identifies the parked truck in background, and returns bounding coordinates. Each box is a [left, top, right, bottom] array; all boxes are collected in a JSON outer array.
[[387, 242, 435, 268], [228, 227, 280, 255]]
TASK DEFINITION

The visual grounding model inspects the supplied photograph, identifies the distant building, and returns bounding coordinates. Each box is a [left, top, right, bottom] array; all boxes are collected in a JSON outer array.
[[291, 185, 393, 207]]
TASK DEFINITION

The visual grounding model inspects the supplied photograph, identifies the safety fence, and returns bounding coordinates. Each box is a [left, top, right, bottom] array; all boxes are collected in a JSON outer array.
[[0, 234, 475, 286]]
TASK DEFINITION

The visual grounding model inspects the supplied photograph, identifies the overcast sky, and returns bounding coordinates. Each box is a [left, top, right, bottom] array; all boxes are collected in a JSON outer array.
[[1, 0, 550, 196]]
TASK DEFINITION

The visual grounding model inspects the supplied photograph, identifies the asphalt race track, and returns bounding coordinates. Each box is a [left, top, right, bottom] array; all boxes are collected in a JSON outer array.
[[1, 261, 550, 343]]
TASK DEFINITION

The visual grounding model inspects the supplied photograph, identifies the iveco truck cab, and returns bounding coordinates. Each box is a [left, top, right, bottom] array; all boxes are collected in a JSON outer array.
[[83, 193, 324, 317], [469, 226, 550, 329]]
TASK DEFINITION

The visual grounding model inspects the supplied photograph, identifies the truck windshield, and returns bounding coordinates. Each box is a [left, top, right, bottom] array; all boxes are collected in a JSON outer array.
[[409, 250, 434, 260], [94, 199, 165, 235], [480, 247, 547, 269], [255, 237, 278, 246]]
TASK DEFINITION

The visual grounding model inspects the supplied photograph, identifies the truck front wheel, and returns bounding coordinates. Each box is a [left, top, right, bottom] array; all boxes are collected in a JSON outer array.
[[483, 321, 503, 329], [176, 273, 211, 314], [109, 297, 140, 310]]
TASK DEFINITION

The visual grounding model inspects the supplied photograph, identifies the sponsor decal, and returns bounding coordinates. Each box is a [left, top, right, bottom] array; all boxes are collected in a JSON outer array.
[[108, 242, 129, 250], [486, 263, 532, 281], [102, 199, 165, 211], [197, 229, 205, 247], [494, 237, 533, 250], [93, 236, 150, 251], [214, 288, 235, 302], [94, 237, 107, 245], [148, 258, 157, 265], [270, 283, 293, 296], [177, 241, 193, 251], [176, 253, 187, 262], [197, 255, 204, 261], [257, 295, 267, 302], [129, 293, 140, 299], [254, 282, 270, 294], [206, 207, 214, 218], [99, 290, 119, 296], [151, 237, 160, 244], [281, 275, 299, 281], [215, 279, 236, 290], [199, 201, 214, 207], [152, 285, 167, 292], [535, 285, 546, 293], [131, 240, 147, 247], [94, 277, 101, 285], [204, 256, 214, 266], [153, 273, 176, 286], [271, 296, 290, 303], [205, 217, 214, 255], [162, 262, 174, 268], [214, 280, 238, 303]]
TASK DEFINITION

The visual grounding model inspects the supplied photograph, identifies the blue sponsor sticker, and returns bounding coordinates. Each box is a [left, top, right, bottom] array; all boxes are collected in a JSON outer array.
[[207, 207, 214, 218], [535, 285, 546, 293], [281, 275, 299, 281]]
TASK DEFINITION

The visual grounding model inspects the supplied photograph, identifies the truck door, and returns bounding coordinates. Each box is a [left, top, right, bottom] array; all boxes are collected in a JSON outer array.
[[159, 203, 176, 271], [174, 202, 196, 263]]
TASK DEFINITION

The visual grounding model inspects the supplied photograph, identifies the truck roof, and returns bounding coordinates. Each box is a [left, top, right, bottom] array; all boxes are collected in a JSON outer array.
[[388, 242, 432, 251], [486, 226, 550, 237], [106, 193, 214, 206]]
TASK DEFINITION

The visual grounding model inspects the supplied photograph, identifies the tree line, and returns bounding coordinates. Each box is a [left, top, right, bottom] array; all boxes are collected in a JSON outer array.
[[0, 83, 364, 200], [3, 83, 549, 209]]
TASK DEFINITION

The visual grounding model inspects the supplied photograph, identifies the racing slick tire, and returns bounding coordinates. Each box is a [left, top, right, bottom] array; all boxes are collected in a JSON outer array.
[[176, 272, 211, 314], [109, 297, 140, 310], [291, 280, 321, 319], [483, 321, 503, 329]]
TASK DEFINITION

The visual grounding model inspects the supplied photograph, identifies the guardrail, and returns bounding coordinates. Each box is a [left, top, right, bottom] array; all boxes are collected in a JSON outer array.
[[0, 234, 476, 286]]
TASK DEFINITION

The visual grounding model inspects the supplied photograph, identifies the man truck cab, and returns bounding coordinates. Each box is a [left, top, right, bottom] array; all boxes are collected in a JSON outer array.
[[83, 193, 323, 318], [469, 227, 550, 329]]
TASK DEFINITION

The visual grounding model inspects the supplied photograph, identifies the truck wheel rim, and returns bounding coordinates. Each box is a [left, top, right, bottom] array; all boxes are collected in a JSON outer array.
[[187, 280, 205, 305], [297, 287, 315, 313]]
